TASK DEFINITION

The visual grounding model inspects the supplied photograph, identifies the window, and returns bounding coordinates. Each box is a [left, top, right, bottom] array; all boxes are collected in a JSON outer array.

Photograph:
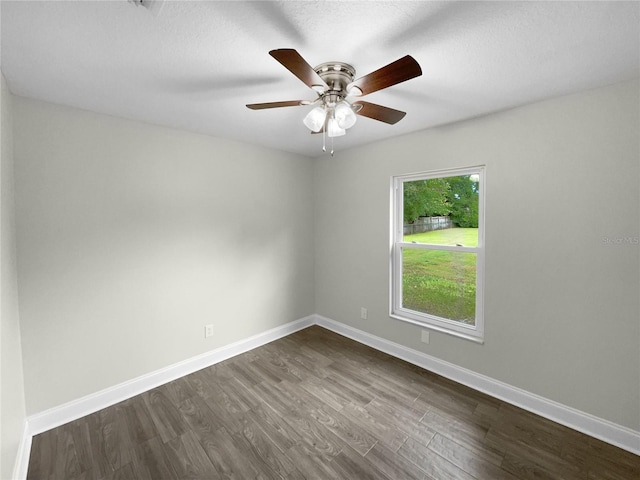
[[391, 166, 485, 342]]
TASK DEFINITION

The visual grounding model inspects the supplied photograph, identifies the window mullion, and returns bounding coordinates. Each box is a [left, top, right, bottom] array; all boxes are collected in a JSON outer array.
[[399, 242, 480, 254]]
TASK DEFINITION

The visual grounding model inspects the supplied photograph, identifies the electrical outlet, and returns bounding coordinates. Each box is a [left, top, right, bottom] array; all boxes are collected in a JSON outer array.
[[421, 330, 430, 344], [205, 324, 214, 338], [360, 307, 368, 320]]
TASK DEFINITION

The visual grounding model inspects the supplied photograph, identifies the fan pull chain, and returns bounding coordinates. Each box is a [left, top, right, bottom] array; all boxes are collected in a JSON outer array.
[[331, 136, 334, 157], [322, 128, 326, 153]]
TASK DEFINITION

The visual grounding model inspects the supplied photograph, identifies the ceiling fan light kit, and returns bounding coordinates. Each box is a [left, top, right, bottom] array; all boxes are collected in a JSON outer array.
[[334, 101, 357, 129], [247, 49, 422, 155], [327, 118, 346, 137], [303, 106, 327, 132]]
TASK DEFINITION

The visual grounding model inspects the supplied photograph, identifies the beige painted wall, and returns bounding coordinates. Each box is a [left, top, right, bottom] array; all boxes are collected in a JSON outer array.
[[1, 73, 27, 479], [314, 79, 640, 430], [13, 98, 315, 415]]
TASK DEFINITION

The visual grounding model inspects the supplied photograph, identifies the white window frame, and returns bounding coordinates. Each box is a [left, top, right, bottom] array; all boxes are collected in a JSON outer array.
[[390, 166, 485, 343]]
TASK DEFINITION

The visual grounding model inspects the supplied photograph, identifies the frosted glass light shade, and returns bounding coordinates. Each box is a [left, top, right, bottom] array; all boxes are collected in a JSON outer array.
[[303, 106, 326, 132], [335, 101, 357, 129], [327, 118, 346, 137]]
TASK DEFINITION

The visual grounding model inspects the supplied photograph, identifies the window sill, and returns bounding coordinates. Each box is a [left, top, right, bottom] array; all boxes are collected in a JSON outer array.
[[389, 313, 485, 344]]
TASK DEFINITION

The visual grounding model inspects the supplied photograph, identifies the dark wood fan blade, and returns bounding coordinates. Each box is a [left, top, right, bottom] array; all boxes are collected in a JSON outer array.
[[269, 49, 328, 91], [348, 55, 422, 96], [246, 100, 304, 110], [353, 101, 406, 124]]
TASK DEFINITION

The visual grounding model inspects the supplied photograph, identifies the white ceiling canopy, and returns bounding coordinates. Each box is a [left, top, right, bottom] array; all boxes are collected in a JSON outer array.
[[2, 1, 639, 158]]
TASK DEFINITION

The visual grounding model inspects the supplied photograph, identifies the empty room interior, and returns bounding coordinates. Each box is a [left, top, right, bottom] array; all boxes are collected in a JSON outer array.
[[1, 1, 639, 479]]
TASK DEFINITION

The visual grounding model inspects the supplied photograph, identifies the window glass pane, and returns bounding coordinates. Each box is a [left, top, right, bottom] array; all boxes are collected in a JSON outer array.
[[402, 248, 477, 325], [403, 174, 479, 246]]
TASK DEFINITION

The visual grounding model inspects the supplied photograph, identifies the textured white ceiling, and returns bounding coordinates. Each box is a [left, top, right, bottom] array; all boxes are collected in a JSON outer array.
[[2, 1, 639, 158]]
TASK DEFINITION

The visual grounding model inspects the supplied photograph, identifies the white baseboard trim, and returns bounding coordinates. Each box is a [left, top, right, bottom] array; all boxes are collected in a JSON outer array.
[[12, 422, 32, 480], [27, 315, 314, 437], [16, 312, 638, 480], [314, 314, 640, 456]]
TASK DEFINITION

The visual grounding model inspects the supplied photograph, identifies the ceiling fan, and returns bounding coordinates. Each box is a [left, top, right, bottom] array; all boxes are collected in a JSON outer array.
[[246, 49, 422, 154]]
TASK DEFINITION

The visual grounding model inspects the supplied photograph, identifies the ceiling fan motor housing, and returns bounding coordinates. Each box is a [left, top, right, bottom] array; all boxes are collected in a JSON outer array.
[[314, 62, 356, 105]]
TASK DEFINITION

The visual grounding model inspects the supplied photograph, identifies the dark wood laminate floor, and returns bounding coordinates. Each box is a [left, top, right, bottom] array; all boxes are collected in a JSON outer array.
[[27, 326, 639, 479]]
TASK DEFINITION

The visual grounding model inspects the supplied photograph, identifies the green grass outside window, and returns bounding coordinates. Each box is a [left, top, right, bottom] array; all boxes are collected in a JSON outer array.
[[402, 228, 478, 324]]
